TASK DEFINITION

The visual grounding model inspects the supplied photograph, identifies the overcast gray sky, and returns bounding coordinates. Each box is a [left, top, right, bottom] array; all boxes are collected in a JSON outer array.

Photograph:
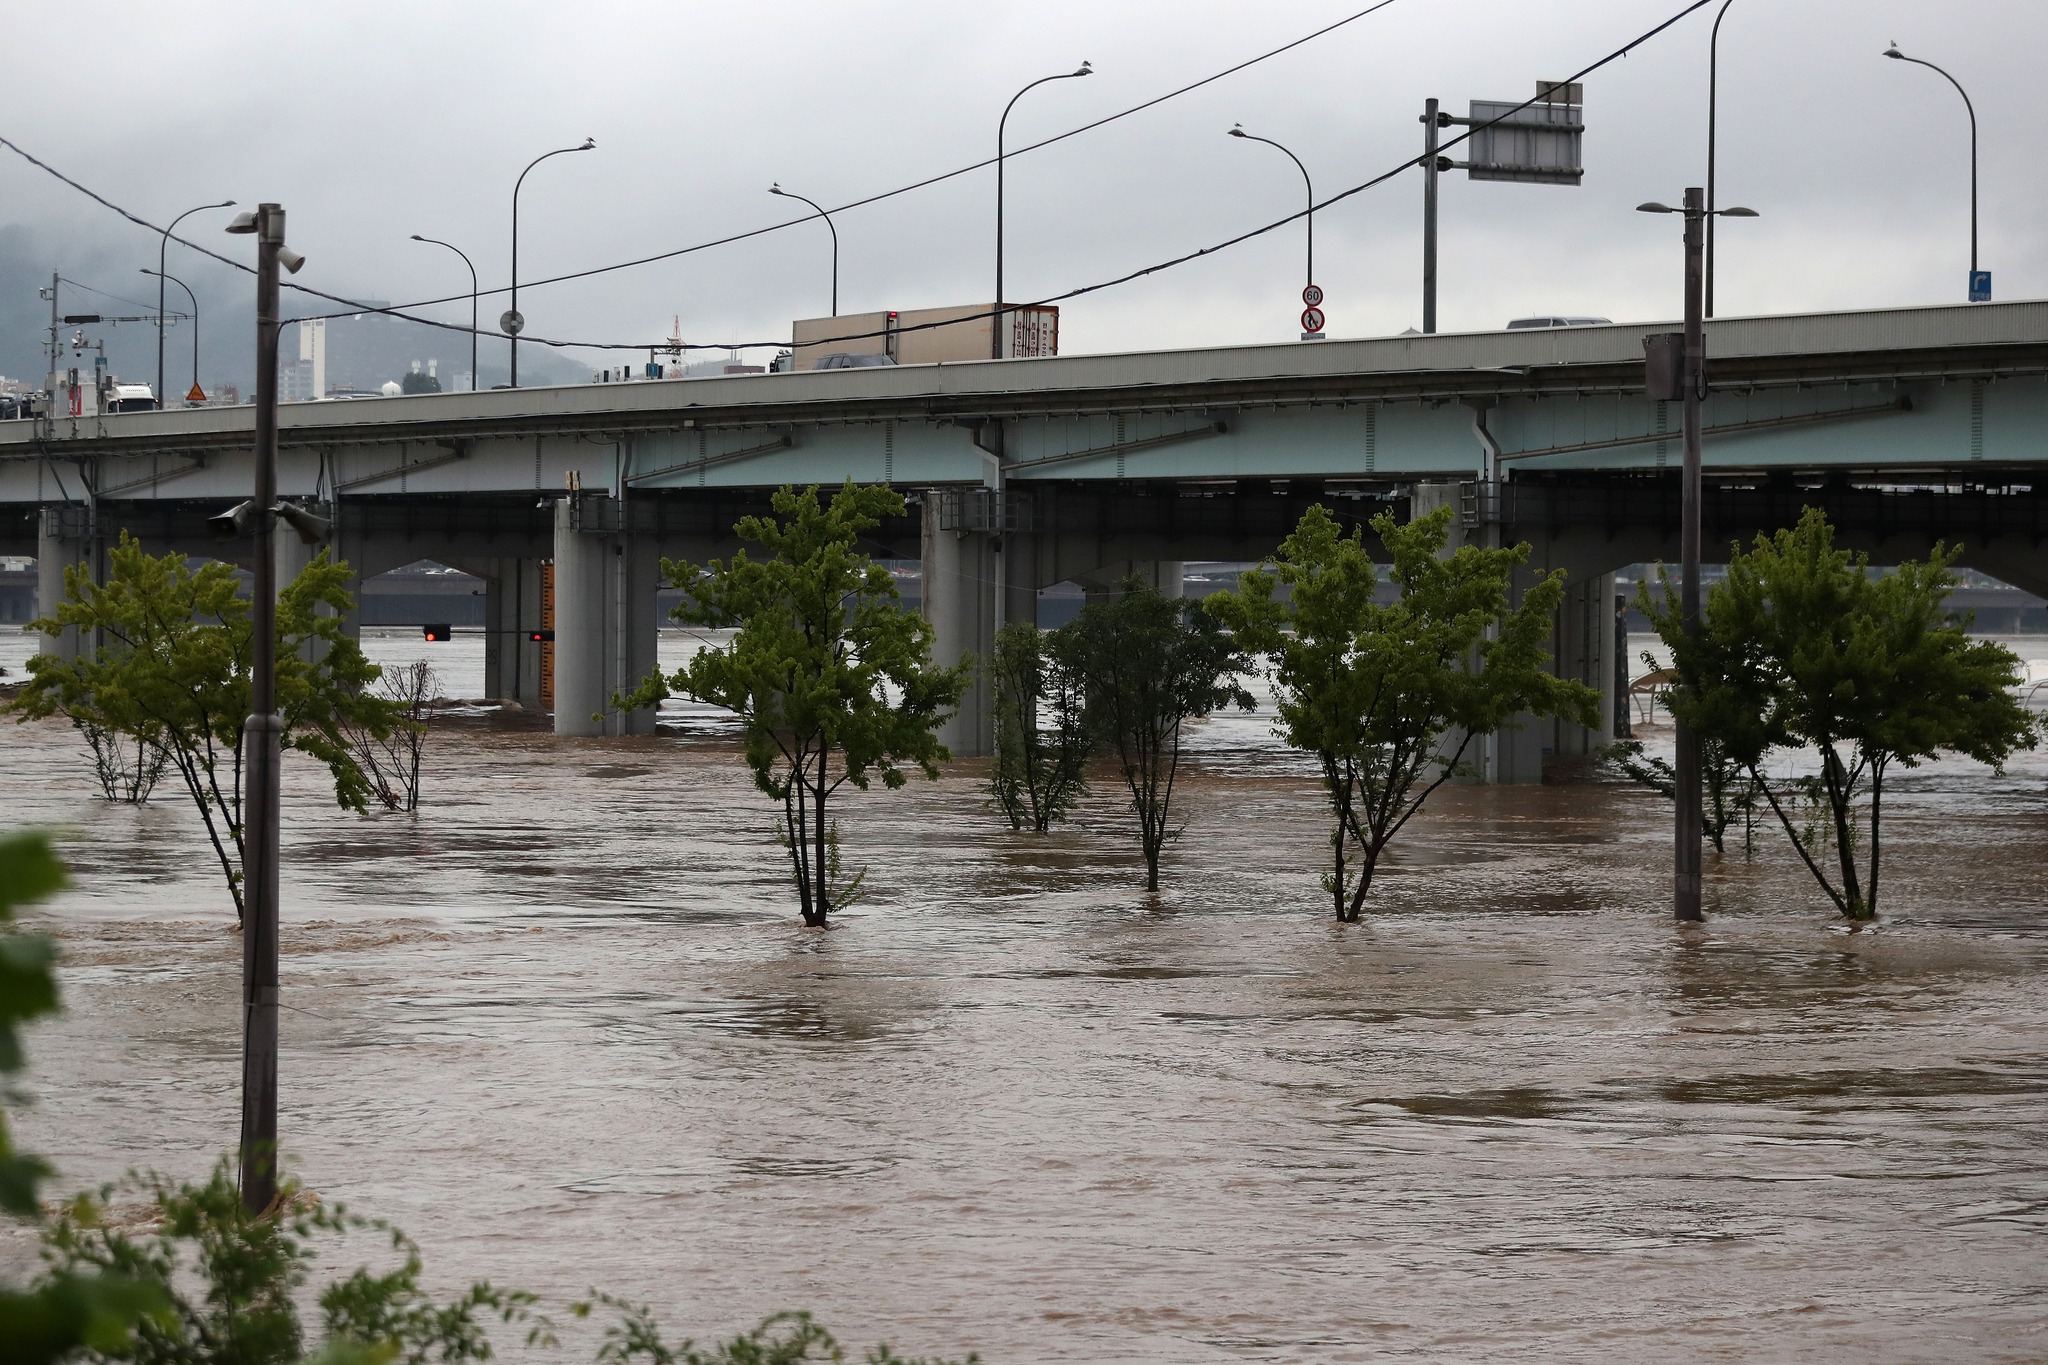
[[4, 0, 2043, 389]]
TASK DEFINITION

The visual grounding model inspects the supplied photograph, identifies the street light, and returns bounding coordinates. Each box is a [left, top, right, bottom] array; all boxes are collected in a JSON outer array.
[[221, 201, 305, 1214], [1228, 124, 1319, 334], [994, 62, 1092, 360], [411, 235, 479, 390], [1637, 190, 1757, 924], [1705, 0, 1735, 317], [508, 138, 596, 387], [157, 200, 235, 406], [1884, 43, 1983, 300], [769, 184, 840, 318], [139, 268, 200, 403]]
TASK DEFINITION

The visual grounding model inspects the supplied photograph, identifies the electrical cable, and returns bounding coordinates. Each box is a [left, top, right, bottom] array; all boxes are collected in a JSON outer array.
[[57, 275, 183, 316], [2, 0, 1708, 362], [0, 1, 1405, 342], [551, 0, 1719, 356]]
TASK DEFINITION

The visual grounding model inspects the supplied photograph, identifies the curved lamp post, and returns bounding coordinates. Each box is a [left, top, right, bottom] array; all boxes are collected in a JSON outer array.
[[1705, 0, 1735, 316], [139, 268, 199, 403], [509, 138, 596, 387], [412, 234, 479, 390], [158, 199, 235, 404], [769, 184, 839, 318], [1229, 124, 1317, 330], [1884, 43, 1981, 300], [995, 62, 1092, 360]]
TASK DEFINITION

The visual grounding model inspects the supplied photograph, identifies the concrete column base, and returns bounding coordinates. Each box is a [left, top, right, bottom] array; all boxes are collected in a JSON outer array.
[[36, 505, 89, 661], [923, 495, 997, 757], [552, 497, 661, 737]]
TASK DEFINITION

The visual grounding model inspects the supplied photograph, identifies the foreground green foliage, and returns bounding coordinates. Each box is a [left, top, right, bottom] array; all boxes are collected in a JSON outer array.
[[10, 537, 402, 921], [1645, 508, 2037, 919], [0, 836, 978, 1364], [987, 622, 1088, 833], [0, 831, 167, 1364], [575, 1297, 975, 1364], [1208, 505, 1599, 919], [620, 484, 967, 926], [1057, 581, 1251, 891], [27, 1161, 976, 1365]]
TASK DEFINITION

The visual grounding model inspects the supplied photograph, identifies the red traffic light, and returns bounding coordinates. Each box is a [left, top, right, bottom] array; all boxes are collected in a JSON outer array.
[[528, 630, 555, 643], [422, 624, 452, 642]]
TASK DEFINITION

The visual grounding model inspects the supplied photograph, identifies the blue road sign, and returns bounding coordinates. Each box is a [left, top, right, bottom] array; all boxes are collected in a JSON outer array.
[[1969, 270, 1992, 302]]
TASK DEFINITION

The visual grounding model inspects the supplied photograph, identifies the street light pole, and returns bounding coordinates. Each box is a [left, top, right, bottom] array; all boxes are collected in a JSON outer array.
[[1228, 125, 1316, 323], [1638, 189, 1757, 924], [509, 139, 596, 388], [140, 269, 199, 402], [1885, 44, 1980, 298], [223, 202, 305, 1213], [995, 63, 1092, 361], [411, 235, 479, 390], [769, 184, 840, 318], [157, 200, 235, 407], [1704, 0, 1734, 317]]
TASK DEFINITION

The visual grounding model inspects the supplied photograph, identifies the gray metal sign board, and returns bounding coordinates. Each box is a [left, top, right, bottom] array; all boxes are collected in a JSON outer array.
[[1466, 100, 1583, 185]]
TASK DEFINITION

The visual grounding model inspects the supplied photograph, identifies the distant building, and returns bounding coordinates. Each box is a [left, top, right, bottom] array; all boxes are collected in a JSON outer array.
[[792, 303, 1058, 371], [284, 317, 327, 401]]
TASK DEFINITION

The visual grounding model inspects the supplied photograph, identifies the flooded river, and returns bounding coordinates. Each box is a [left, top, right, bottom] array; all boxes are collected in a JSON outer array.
[[3, 628, 2046, 1361]]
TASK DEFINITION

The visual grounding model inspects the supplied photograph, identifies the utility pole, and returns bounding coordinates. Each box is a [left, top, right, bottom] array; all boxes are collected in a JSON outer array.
[[1420, 83, 1584, 334], [1638, 187, 1755, 922], [1421, 100, 1443, 333], [1675, 186, 1706, 923], [225, 201, 304, 1212]]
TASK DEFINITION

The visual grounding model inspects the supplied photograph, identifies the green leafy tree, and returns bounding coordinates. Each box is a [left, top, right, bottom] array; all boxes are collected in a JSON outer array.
[[1208, 505, 1599, 920], [0, 831, 168, 1362], [1055, 580, 1251, 891], [988, 621, 1088, 832], [619, 484, 967, 926], [10, 537, 403, 923], [398, 370, 442, 395], [1644, 507, 2037, 920]]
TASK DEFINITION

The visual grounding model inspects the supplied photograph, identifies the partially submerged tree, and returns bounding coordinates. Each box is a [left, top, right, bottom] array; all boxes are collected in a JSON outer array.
[[989, 621, 1088, 832], [341, 658, 439, 812], [10, 537, 401, 922], [1055, 580, 1251, 891], [1645, 507, 2035, 921], [618, 483, 967, 927], [1602, 736, 1759, 854], [1208, 505, 1599, 920]]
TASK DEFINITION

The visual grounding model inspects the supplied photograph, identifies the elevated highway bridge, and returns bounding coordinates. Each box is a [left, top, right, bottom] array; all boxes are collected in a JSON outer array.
[[5, 298, 2044, 771]]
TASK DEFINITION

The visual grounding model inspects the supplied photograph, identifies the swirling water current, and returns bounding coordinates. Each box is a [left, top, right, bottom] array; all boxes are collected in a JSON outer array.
[[2, 628, 2045, 1362]]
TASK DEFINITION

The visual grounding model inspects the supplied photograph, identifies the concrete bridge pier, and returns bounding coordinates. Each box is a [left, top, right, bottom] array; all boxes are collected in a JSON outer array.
[[468, 558, 549, 709], [922, 495, 999, 757], [552, 496, 660, 737], [35, 505, 90, 661]]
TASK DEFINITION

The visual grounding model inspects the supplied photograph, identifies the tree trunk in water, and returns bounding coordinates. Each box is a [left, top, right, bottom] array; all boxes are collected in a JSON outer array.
[[811, 749, 831, 926]]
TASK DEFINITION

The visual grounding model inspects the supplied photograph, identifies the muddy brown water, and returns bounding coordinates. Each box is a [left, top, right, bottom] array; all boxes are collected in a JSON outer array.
[[3, 640, 2046, 1361]]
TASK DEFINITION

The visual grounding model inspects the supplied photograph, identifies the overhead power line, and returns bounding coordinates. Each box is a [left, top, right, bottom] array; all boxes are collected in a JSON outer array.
[[1, 0, 1710, 362]]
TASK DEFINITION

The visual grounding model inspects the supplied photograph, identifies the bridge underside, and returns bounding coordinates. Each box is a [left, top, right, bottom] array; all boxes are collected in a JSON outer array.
[[16, 473, 2045, 775]]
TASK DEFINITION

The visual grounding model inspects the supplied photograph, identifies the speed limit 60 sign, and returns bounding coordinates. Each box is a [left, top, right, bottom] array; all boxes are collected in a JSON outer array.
[[1302, 284, 1323, 308]]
